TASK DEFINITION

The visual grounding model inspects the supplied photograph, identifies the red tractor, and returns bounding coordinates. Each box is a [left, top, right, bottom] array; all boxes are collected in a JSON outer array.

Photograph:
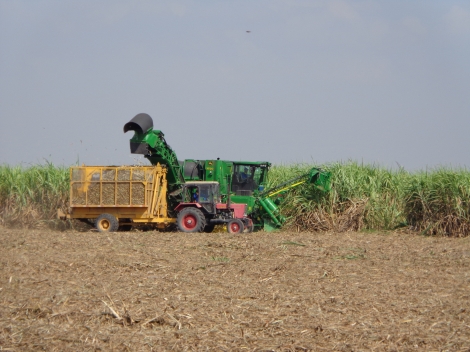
[[175, 181, 253, 234]]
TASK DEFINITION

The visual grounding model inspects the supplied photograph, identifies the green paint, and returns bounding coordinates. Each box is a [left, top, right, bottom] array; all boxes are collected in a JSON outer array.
[[127, 119, 330, 231]]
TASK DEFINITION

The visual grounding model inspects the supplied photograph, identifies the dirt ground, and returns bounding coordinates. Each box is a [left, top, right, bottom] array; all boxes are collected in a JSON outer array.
[[1, 228, 469, 351]]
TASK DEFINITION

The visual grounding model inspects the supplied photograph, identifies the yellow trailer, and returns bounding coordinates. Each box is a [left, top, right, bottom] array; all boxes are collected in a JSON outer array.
[[58, 163, 176, 232]]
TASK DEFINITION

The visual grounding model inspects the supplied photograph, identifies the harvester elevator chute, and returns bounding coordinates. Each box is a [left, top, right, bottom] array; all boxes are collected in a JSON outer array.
[[123, 113, 185, 187]]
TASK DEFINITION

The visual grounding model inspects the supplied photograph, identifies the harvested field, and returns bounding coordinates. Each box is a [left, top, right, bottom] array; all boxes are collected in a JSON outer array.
[[1, 229, 469, 351]]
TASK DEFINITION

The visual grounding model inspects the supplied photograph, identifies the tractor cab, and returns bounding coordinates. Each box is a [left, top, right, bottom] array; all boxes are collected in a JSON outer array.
[[180, 181, 220, 214]]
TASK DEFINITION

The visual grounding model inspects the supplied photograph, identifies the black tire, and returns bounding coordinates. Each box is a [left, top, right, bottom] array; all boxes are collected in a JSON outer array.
[[177, 207, 206, 233], [95, 214, 119, 233], [203, 224, 215, 233], [243, 218, 254, 233], [227, 219, 244, 234], [119, 225, 132, 232], [119, 218, 132, 232]]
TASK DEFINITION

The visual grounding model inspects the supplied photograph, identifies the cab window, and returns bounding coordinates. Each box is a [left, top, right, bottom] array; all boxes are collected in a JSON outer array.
[[198, 184, 212, 203]]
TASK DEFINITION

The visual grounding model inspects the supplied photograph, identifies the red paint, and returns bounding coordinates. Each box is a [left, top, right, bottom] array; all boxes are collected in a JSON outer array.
[[181, 213, 197, 230], [216, 203, 246, 218], [229, 221, 241, 233], [174, 203, 202, 212]]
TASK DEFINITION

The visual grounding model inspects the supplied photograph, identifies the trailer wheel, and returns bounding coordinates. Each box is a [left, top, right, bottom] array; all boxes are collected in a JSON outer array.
[[177, 207, 206, 233], [227, 219, 244, 234], [95, 214, 119, 233]]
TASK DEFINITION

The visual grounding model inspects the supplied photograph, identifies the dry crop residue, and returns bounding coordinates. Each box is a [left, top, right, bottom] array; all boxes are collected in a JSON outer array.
[[1, 229, 469, 351]]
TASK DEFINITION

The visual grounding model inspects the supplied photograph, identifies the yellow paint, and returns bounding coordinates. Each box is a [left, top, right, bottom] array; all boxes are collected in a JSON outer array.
[[67, 163, 175, 224], [267, 180, 306, 197]]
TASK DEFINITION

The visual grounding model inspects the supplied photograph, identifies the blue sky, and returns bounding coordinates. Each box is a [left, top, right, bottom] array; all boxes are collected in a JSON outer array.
[[1, 1, 469, 170]]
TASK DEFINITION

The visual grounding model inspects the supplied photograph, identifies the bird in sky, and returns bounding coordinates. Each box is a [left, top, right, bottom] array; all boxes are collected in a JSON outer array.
[[246, 30, 251, 33]]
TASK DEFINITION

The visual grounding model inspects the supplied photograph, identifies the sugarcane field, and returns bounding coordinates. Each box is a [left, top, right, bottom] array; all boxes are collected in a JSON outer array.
[[2, 110, 470, 351], [3, 139, 470, 351]]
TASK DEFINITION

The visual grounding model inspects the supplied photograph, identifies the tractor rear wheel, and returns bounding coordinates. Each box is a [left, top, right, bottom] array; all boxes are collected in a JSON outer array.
[[95, 214, 119, 233], [227, 219, 244, 234], [177, 207, 206, 233]]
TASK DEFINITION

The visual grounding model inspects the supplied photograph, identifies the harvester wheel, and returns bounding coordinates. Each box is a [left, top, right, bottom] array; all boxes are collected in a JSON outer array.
[[177, 207, 206, 233], [227, 219, 244, 234], [243, 219, 254, 233], [95, 214, 119, 233]]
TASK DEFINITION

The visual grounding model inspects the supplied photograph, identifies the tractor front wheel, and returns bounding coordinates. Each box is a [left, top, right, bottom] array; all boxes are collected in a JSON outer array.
[[177, 207, 206, 233], [227, 219, 244, 234], [95, 214, 119, 233]]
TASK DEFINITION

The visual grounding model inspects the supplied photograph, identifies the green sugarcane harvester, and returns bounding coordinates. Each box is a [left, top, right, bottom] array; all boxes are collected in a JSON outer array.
[[124, 113, 331, 232]]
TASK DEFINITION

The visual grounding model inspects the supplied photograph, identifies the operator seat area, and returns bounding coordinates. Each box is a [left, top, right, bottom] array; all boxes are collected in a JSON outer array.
[[231, 165, 257, 195]]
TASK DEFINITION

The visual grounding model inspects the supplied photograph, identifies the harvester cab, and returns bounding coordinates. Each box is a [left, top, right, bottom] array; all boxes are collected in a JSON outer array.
[[231, 163, 266, 194]]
